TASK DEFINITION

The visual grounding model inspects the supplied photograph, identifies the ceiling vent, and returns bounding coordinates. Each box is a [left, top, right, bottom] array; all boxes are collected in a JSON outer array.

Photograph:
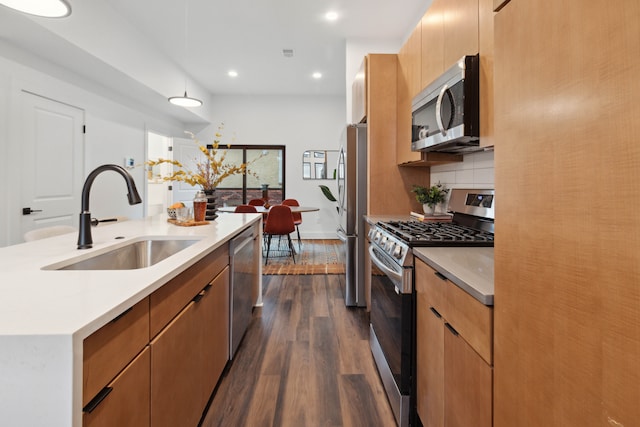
[[282, 49, 294, 58]]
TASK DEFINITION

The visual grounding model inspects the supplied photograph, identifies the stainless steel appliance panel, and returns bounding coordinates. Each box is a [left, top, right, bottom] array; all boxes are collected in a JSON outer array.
[[229, 225, 258, 359], [411, 54, 480, 154], [336, 123, 367, 307], [369, 243, 414, 427]]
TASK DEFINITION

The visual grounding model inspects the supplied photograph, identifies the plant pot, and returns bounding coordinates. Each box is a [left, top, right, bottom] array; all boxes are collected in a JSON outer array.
[[423, 204, 436, 215], [204, 189, 218, 221]]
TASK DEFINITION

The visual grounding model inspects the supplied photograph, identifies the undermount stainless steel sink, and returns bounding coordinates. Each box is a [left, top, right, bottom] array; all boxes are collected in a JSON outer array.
[[44, 237, 202, 270]]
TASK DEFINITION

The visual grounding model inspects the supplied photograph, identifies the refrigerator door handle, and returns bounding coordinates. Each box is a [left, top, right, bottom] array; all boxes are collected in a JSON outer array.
[[336, 227, 347, 242]]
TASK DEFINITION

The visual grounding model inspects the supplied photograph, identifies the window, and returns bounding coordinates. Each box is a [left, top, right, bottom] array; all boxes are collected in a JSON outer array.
[[213, 145, 285, 207]]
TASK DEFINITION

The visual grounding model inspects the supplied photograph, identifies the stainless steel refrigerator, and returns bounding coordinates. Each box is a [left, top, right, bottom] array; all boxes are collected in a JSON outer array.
[[336, 123, 367, 307]]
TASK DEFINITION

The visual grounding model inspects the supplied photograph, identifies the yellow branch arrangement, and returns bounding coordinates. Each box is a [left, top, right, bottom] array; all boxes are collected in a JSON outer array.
[[146, 124, 261, 190]]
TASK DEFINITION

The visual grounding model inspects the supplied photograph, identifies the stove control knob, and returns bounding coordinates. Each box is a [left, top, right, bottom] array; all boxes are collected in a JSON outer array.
[[393, 245, 403, 259], [386, 241, 394, 251]]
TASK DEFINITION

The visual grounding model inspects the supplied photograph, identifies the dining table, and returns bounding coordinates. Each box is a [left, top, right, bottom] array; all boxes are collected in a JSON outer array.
[[217, 205, 320, 214]]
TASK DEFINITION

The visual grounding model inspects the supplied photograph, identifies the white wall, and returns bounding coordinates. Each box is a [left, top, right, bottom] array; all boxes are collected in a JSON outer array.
[[0, 53, 190, 247], [197, 94, 346, 239], [429, 150, 495, 211]]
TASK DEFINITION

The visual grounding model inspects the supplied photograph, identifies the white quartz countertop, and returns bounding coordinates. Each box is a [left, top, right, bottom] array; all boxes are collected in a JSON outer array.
[[0, 213, 261, 426], [0, 213, 261, 338], [413, 247, 494, 305]]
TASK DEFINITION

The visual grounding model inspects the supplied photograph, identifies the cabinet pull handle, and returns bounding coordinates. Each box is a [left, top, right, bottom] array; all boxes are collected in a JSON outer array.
[[192, 290, 205, 303], [429, 307, 442, 318], [445, 322, 459, 336], [192, 283, 213, 303], [434, 272, 447, 281], [110, 307, 132, 323], [83, 386, 113, 413]]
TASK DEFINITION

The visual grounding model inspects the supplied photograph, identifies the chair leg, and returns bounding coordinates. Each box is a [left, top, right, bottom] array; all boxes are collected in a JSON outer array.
[[287, 234, 296, 264], [296, 225, 302, 251], [265, 234, 272, 265]]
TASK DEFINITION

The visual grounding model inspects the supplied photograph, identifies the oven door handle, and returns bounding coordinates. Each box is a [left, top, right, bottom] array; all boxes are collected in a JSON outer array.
[[368, 245, 404, 290]]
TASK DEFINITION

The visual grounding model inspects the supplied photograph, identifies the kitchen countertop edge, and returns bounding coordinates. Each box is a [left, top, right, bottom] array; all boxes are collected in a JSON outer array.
[[413, 247, 494, 306]]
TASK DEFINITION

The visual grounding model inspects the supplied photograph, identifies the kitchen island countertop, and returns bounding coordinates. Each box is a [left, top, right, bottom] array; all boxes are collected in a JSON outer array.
[[0, 213, 261, 427]]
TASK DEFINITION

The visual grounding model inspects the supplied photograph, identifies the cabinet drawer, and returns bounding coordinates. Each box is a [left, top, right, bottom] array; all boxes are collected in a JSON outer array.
[[445, 280, 493, 364], [150, 244, 228, 337], [83, 347, 150, 427], [83, 297, 150, 407], [415, 259, 447, 312]]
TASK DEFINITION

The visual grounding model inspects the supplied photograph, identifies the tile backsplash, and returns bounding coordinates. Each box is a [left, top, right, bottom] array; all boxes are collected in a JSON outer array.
[[430, 149, 494, 211]]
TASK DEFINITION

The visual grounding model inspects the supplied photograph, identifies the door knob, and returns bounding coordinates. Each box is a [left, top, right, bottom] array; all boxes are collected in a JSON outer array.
[[22, 207, 43, 215]]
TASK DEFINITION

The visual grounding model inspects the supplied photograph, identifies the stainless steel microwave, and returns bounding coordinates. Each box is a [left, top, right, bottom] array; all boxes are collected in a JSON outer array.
[[411, 54, 480, 153]]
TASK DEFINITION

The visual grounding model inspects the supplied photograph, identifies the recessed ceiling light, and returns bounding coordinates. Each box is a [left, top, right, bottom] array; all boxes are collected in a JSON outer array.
[[325, 11, 338, 21], [228, 70, 238, 77], [312, 72, 322, 79], [0, 0, 71, 17]]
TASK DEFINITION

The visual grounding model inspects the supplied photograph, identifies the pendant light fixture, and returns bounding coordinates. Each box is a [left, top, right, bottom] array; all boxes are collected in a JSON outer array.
[[168, 0, 202, 107], [0, 0, 71, 18]]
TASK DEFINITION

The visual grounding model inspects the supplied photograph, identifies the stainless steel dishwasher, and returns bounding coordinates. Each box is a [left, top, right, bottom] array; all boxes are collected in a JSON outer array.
[[229, 225, 258, 359]]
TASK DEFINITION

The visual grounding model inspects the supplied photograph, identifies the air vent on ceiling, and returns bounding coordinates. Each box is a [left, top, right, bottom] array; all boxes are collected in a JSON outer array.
[[282, 49, 294, 58]]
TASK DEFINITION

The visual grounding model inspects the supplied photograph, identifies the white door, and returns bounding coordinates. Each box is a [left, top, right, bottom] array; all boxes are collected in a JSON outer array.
[[146, 131, 172, 216], [20, 92, 84, 240], [171, 137, 200, 206]]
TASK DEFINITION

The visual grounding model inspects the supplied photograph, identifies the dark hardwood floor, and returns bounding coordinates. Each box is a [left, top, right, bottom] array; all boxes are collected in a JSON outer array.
[[201, 274, 396, 427]]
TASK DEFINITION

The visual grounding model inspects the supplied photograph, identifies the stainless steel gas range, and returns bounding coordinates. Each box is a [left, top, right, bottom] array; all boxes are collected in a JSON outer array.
[[368, 188, 495, 427]]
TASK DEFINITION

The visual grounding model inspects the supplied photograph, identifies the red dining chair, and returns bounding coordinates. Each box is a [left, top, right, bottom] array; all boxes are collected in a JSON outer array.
[[234, 204, 258, 213], [248, 199, 265, 206], [263, 205, 296, 265], [282, 199, 302, 250]]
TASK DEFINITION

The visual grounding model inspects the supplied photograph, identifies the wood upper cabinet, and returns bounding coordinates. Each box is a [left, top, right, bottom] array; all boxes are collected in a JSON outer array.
[[352, 57, 367, 124], [421, 0, 445, 89], [478, 0, 495, 148], [150, 266, 230, 427], [397, 26, 421, 165], [415, 258, 492, 427], [443, 0, 479, 69]]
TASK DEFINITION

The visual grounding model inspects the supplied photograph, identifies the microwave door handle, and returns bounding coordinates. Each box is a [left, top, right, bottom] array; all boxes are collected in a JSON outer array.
[[435, 84, 449, 136]]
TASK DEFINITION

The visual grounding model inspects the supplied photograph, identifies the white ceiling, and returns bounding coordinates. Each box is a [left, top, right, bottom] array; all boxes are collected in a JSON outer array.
[[107, 0, 429, 95], [0, 0, 430, 121]]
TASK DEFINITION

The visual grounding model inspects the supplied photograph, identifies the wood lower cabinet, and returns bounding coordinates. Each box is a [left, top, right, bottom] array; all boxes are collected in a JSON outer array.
[[83, 347, 150, 427], [150, 266, 229, 427], [82, 243, 232, 426], [415, 258, 492, 427], [83, 298, 149, 418]]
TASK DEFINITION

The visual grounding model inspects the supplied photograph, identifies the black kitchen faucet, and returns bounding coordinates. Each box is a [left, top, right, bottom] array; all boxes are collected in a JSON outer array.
[[77, 164, 142, 249]]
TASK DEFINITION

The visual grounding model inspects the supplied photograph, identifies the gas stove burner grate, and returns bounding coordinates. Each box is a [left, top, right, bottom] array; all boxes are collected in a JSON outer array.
[[378, 220, 494, 246]]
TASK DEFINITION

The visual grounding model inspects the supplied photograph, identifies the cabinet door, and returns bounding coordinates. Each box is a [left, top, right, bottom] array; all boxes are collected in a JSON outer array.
[[444, 324, 492, 427], [443, 0, 479, 69], [83, 347, 150, 427], [416, 293, 445, 427], [421, 0, 445, 88], [397, 31, 421, 165], [478, 0, 495, 148], [150, 269, 230, 427], [199, 267, 230, 405], [150, 300, 202, 427]]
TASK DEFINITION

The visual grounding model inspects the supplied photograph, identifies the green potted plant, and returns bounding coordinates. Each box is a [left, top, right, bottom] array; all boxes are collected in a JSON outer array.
[[412, 182, 449, 214]]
